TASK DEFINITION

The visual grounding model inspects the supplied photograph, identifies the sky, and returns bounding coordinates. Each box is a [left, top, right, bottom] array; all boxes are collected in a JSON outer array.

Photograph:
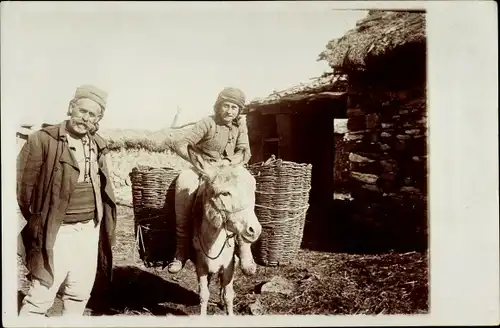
[[2, 2, 367, 131]]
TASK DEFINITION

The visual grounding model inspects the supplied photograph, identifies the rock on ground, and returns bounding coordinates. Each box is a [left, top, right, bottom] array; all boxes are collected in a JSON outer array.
[[260, 276, 295, 296], [248, 299, 264, 315]]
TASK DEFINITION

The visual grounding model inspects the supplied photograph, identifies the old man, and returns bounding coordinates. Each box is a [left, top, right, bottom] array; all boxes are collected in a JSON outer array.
[[17, 85, 117, 316]]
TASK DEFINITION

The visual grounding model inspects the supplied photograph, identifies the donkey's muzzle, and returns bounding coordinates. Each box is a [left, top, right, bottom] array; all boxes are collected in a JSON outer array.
[[241, 219, 262, 243]]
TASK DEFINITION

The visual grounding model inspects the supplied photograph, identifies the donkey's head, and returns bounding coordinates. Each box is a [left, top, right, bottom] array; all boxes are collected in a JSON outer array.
[[188, 145, 262, 243]]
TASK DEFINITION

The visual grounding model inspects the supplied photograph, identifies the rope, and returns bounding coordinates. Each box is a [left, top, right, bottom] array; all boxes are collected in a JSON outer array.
[[138, 225, 147, 256], [134, 225, 147, 263], [254, 203, 310, 211], [132, 228, 139, 263], [198, 227, 235, 261], [195, 188, 251, 261], [133, 219, 174, 268], [138, 224, 170, 232], [257, 207, 310, 225], [196, 190, 234, 261], [255, 188, 311, 195], [135, 217, 170, 232], [130, 223, 152, 266]]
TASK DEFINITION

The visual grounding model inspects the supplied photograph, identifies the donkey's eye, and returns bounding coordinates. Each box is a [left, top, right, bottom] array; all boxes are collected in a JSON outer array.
[[219, 191, 231, 197]]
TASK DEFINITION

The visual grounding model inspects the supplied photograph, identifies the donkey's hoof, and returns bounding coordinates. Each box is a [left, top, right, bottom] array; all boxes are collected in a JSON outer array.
[[240, 261, 257, 276]]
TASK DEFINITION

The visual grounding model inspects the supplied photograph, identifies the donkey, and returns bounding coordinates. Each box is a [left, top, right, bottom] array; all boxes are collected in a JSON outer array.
[[186, 145, 262, 316]]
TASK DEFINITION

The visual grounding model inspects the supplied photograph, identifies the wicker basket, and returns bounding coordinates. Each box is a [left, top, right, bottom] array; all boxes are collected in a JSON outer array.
[[247, 155, 312, 266], [129, 165, 180, 268]]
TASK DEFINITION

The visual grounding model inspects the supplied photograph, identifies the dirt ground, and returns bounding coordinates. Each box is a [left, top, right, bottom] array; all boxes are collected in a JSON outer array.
[[18, 205, 429, 316]]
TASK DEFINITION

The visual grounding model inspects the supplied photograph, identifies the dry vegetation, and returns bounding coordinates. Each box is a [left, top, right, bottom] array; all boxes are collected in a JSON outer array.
[[17, 130, 428, 317], [318, 10, 426, 69], [18, 204, 428, 316], [99, 126, 191, 152]]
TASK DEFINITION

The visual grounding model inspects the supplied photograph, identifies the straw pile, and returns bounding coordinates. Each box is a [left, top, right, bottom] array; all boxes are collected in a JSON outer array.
[[100, 125, 193, 152], [318, 10, 426, 70], [15, 123, 193, 153]]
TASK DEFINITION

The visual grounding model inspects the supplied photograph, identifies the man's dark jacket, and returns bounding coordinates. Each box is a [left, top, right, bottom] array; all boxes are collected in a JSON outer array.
[[17, 122, 117, 294]]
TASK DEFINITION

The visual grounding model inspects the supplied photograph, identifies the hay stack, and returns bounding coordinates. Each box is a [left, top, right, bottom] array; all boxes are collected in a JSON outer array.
[[100, 125, 193, 152]]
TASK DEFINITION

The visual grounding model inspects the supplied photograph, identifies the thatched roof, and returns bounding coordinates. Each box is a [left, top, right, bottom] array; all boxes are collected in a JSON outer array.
[[318, 10, 426, 70], [244, 73, 347, 112]]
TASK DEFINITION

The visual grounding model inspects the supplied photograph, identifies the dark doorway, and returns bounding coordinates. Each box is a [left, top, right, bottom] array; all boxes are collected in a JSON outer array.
[[246, 95, 347, 252]]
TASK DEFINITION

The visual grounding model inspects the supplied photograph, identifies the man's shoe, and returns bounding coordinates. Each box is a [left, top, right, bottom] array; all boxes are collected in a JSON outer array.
[[167, 259, 185, 274]]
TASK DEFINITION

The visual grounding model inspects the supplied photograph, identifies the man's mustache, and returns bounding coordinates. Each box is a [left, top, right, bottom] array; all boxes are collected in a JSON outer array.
[[71, 119, 99, 134]]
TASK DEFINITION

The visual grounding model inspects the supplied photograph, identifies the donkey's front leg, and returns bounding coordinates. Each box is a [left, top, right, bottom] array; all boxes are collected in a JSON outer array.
[[220, 259, 236, 315], [198, 274, 210, 316]]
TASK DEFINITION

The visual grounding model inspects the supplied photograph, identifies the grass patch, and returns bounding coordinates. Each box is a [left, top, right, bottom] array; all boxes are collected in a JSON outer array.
[[232, 251, 428, 315], [17, 205, 428, 316]]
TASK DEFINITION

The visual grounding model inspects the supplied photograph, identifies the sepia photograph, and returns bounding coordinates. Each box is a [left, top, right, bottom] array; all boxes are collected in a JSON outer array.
[[2, 1, 498, 327]]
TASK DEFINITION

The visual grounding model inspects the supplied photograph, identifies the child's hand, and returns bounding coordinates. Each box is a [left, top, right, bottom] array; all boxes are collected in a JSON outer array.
[[221, 158, 232, 166], [234, 115, 246, 127]]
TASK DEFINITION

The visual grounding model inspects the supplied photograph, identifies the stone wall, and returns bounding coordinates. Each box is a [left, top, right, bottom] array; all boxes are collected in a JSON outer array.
[[343, 87, 428, 251]]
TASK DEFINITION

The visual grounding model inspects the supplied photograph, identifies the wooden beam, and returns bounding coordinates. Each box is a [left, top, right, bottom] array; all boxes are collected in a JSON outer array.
[[276, 114, 293, 160], [253, 92, 347, 115]]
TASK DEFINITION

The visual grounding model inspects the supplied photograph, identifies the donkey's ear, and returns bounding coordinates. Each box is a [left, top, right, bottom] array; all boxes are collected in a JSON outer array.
[[187, 144, 211, 180]]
